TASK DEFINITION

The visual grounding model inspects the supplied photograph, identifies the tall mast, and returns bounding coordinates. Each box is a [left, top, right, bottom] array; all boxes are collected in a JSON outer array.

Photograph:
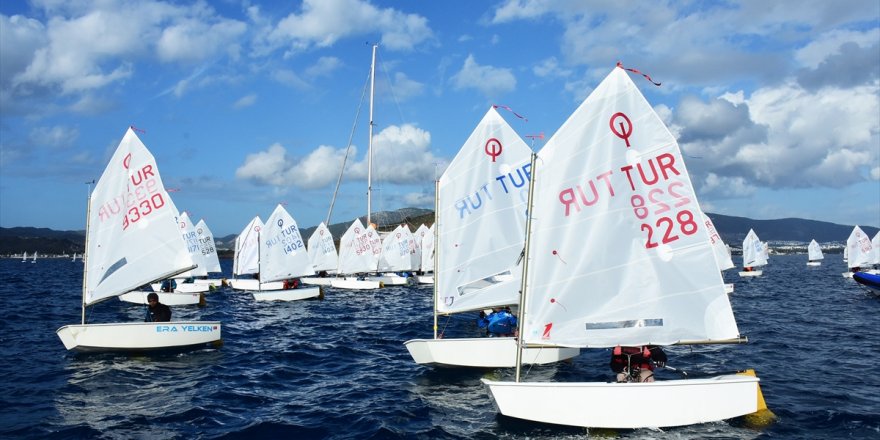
[[367, 43, 377, 227], [514, 153, 538, 382], [81, 180, 94, 324]]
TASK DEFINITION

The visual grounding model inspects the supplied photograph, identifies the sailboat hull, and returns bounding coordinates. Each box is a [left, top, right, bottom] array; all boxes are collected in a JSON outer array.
[[806, 262, 821, 266], [404, 337, 580, 368], [56, 321, 222, 353], [300, 277, 334, 286], [119, 291, 203, 306], [252, 286, 323, 302], [367, 274, 413, 285], [330, 278, 383, 290], [481, 374, 760, 428], [738, 270, 763, 277], [150, 282, 211, 293]]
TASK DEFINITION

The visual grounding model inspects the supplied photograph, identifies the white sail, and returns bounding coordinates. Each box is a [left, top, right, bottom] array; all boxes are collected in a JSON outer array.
[[195, 219, 222, 273], [437, 106, 532, 314], [259, 204, 315, 283], [807, 239, 824, 261], [846, 225, 873, 269], [413, 224, 430, 271], [233, 216, 263, 276], [742, 229, 767, 268], [377, 225, 415, 272], [520, 67, 739, 348], [85, 128, 194, 305], [176, 211, 209, 278], [307, 222, 338, 272], [337, 219, 378, 274], [421, 224, 435, 272], [870, 232, 880, 265], [22, 252, 27, 262], [703, 213, 734, 271]]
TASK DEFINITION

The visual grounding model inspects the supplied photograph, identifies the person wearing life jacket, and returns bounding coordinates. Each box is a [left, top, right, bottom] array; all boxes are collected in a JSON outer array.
[[282, 278, 301, 290], [610, 345, 667, 383], [160, 279, 177, 292], [477, 307, 518, 337]]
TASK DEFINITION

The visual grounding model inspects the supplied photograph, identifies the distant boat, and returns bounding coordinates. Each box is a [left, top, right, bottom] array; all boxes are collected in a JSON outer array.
[[331, 219, 383, 290], [31, 252, 37, 264], [739, 229, 766, 277], [193, 218, 224, 286], [21, 252, 27, 263], [413, 223, 434, 284], [229, 216, 263, 289], [250, 204, 322, 302], [842, 225, 873, 278], [807, 239, 823, 266], [301, 222, 337, 286], [71, 252, 77, 262], [142, 211, 211, 299], [56, 127, 221, 353], [703, 214, 735, 293]]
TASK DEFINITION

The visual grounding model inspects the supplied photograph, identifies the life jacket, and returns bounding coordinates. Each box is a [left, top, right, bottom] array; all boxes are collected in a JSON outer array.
[[487, 311, 516, 335], [611, 345, 655, 371]]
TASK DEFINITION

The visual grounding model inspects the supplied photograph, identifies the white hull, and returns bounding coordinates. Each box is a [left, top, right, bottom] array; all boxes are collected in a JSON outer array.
[[56, 321, 222, 353], [300, 277, 334, 286], [404, 337, 580, 368], [724, 283, 734, 294], [415, 275, 434, 284], [228, 279, 287, 291], [150, 282, 211, 293], [193, 278, 224, 286], [806, 262, 821, 266], [482, 374, 760, 429], [119, 291, 204, 306], [252, 286, 323, 302], [367, 274, 412, 285], [842, 272, 854, 278], [738, 270, 762, 277], [330, 278, 383, 290]]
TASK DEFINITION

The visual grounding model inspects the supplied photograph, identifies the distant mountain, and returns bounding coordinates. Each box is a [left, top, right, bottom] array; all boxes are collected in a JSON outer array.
[[2, 209, 876, 256]]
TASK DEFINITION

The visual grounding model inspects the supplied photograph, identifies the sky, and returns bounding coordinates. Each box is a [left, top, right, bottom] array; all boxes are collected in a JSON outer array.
[[1, 0, 878, 237]]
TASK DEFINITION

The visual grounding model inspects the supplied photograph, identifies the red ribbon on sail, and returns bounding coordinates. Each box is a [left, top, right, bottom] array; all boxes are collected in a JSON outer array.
[[493, 104, 528, 122], [616, 62, 661, 86], [130, 125, 147, 134]]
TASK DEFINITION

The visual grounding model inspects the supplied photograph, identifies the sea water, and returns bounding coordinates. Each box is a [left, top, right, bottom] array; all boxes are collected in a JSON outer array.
[[0, 254, 878, 439]]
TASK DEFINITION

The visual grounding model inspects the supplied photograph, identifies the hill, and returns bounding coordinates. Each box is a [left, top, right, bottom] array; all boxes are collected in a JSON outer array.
[[1, 209, 876, 257]]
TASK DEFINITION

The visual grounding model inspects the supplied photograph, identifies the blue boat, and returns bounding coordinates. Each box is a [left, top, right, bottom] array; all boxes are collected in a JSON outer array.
[[853, 271, 880, 296]]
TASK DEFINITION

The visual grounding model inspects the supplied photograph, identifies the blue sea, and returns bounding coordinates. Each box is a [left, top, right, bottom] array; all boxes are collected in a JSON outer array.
[[1, 254, 878, 439]]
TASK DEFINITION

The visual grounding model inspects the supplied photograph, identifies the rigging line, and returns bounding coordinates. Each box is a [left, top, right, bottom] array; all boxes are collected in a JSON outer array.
[[326, 65, 372, 226]]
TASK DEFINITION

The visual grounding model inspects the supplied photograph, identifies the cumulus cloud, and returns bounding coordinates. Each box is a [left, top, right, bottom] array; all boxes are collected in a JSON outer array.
[[304, 56, 342, 78], [269, 0, 434, 53], [156, 18, 246, 64], [451, 55, 516, 98], [236, 124, 444, 190], [533, 56, 572, 79], [29, 125, 79, 149]]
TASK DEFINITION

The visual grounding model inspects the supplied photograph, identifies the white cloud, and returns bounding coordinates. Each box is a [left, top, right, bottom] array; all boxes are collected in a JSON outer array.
[[795, 28, 880, 69], [269, 0, 434, 53], [156, 18, 246, 64], [272, 69, 310, 90], [389, 72, 424, 102], [235, 124, 444, 190], [29, 125, 79, 148], [533, 57, 571, 79], [233, 94, 257, 109], [403, 191, 434, 207], [451, 54, 516, 98], [304, 56, 342, 78]]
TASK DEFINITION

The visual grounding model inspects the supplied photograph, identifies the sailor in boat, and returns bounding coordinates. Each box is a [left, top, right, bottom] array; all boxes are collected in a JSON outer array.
[[610, 345, 668, 383], [145, 292, 172, 322], [160, 279, 177, 292], [282, 278, 301, 290], [743, 266, 754, 272], [477, 307, 518, 337]]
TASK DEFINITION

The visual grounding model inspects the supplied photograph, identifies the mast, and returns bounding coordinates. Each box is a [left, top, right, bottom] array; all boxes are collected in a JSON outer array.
[[514, 153, 538, 382], [366, 43, 377, 227], [432, 178, 439, 339], [81, 180, 94, 324]]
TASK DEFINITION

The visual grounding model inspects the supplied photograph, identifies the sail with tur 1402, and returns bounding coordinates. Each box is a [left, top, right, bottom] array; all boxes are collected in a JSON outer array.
[[56, 127, 222, 353], [480, 66, 766, 429]]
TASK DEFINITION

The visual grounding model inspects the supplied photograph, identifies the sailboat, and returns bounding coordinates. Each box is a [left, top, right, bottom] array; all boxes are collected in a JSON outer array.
[[703, 214, 735, 293], [229, 216, 263, 289], [807, 239, 824, 266], [372, 224, 417, 285], [301, 222, 338, 286], [132, 210, 209, 304], [31, 252, 37, 263], [404, 106, 579, 368], [56, 128, 221, 352], [71, 252, 78, 262], [21, 252, 27, 262], [330, 219, 383, 289], [480, 66, 763, 428], [842, 225, 873, 278], [192, 218, 224, 286], [414, 223, 435, 284], [739, 229, 767, 277], [248, 204, 322, 301]]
